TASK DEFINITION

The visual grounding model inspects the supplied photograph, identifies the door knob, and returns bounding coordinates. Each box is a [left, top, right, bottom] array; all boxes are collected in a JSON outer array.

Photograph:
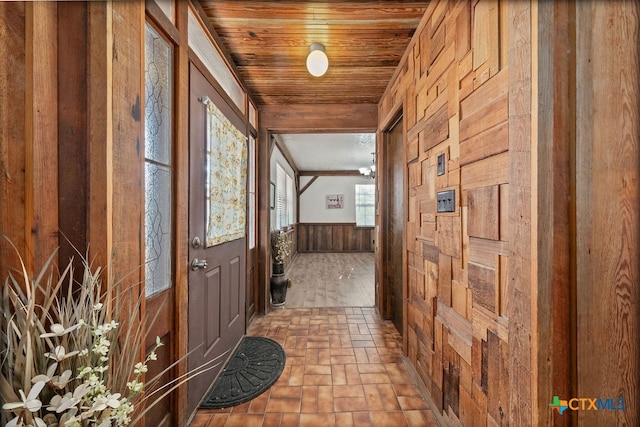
[[191, 258, 208, 271]]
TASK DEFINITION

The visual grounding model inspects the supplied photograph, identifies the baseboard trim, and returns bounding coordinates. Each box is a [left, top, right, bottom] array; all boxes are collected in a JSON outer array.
[[402, 356, 446, 427]]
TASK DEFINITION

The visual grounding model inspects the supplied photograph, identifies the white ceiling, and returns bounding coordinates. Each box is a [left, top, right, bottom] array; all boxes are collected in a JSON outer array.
[[278, 133, 376, 172]]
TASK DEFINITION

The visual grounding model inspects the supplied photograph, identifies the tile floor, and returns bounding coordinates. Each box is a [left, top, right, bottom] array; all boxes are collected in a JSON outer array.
[[191, 307, 439, 427]]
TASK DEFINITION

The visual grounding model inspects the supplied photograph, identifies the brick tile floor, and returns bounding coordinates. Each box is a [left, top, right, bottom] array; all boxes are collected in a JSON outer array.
[[191, 307, 439, 427]]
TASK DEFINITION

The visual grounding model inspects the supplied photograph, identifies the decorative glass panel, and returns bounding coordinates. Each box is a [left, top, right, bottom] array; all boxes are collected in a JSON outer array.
[[145, 24, 172, 165], [145, 163, 172, 296], [205, 101, 247, 247], [144, 22, 173, 297], [249, 102, 257, 129]]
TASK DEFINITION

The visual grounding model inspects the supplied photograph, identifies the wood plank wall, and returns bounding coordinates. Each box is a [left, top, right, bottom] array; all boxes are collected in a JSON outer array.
[[574, 2, 639, 426], [0, 2, 173, 424], [377, 1, 516, 425], [297, 223, 374, 252], [0, 2, 59, 276], [378, 0, 639, 425], [0, 2, 29, 277]]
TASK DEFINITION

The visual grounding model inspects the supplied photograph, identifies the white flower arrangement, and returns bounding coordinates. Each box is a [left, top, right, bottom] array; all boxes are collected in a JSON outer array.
[[0, 246, 180, 427]]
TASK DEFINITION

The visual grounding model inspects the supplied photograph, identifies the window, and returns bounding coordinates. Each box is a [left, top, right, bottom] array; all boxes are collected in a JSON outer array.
[[248, 135, 256, 249], [144, 23, 173, 297], [286, 173, 294, 227], [355, 184, 375, 226], [275, 163, 294, 229], [188, 10, 245, 112]]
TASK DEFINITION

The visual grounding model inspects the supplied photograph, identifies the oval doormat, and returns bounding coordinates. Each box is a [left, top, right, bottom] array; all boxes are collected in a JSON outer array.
[[199, 336, 286, 409]]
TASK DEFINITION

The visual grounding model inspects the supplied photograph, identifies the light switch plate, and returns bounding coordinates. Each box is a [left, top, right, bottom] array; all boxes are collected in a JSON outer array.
[[437, 189, 455, 213]]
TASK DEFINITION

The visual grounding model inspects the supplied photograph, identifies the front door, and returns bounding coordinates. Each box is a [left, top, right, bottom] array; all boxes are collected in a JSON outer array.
[[187, 63, 246, 416]]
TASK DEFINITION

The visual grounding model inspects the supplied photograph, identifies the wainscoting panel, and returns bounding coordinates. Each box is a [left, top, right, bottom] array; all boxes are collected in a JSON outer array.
[[297, 223, 374, 252]]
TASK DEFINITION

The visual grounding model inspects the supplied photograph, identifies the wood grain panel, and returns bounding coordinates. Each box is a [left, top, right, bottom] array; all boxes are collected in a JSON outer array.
[[459, 121, 508, 167], [377, 0, 519, 424], [534, 4, 574, 424], [506, 1, 534, 424], [297, 223, 374, 253], [25, 1, 59, 273], [460, 151, 509, 190], [199, 1, 427, 105], [110, 0, 144, 282], [486, 330, 508, 425], [0, 2, 27, 277], [421, 103, 449, 152], [575, 2, 639, 425], [472, 0, 499, 73], [460, 68, 508, 121], [58, 2, 88, 273], [467, 185, 499, 240], [468, 262, 496, 313], [260, 104, 377, 132]]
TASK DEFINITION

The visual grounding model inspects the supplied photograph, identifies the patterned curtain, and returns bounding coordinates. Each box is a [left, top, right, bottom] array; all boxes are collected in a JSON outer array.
[[205, 101, 247, 247]]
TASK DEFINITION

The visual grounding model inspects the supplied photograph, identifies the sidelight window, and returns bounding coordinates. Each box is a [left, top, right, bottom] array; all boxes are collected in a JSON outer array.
[[248, 135, 256, 249], [144, 22, 173, 297]]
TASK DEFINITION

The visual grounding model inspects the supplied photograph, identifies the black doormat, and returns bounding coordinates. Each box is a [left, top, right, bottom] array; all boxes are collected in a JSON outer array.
[[199, 336, 286, 409]]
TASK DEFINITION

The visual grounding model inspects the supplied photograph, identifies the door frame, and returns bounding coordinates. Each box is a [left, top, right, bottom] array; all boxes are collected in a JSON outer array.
[[185, 58, 250, 418], [377, 109, 407, 351]]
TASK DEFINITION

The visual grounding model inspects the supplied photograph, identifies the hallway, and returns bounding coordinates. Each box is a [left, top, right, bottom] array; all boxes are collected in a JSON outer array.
[[191, 307, 438, 426]]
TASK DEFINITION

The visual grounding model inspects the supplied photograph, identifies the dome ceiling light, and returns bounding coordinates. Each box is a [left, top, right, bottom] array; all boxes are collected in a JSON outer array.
[[306, 43, 328, 77]]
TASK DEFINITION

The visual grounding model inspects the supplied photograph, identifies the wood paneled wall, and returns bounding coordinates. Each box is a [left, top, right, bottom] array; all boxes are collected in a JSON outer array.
[[378, 1, 512, 424], [574, 2, 639, 425], [0, 2, 59, 276], [0, 2, 191, 425], [0, 1, 146, 281], [297, 223, 374, 253], [377, 0, 639, 425]]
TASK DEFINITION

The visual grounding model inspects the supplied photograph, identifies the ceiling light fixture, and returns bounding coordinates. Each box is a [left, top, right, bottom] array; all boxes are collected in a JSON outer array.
[[359, 152, 376, 180], [306, 43, 328, 77]]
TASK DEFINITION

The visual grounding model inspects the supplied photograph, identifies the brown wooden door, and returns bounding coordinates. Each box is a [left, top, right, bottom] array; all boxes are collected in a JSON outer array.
[[187, 63, 246, 416], [384, 117, 404, 335]]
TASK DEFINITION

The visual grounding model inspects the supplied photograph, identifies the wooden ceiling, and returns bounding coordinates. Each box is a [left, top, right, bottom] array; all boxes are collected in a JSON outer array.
[[198, 1, 428, 106]]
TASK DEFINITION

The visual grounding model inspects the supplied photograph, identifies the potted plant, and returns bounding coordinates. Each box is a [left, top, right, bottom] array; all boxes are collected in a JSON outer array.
[[270, 230, 291, 306], [0, 244, 218, 427]]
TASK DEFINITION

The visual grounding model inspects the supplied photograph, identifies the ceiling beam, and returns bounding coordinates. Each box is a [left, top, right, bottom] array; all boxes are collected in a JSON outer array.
[[260, 103, 377, 132], [272, 134, 299, 176], [299, 176, 319, 195], [299, 170, 363, 176]]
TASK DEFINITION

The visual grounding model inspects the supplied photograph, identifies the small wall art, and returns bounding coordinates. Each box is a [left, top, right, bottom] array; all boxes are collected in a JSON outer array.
[[325, 194, 344, 209]]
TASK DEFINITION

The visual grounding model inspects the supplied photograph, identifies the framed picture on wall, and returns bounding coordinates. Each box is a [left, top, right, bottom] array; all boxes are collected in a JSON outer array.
[[270, 182, 275, 209], [326, 194, 344, 209]]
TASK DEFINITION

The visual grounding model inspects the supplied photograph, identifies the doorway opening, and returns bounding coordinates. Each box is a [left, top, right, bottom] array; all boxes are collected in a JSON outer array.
[[269, 132, 377, 309], [381, 114, 404, 335]]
